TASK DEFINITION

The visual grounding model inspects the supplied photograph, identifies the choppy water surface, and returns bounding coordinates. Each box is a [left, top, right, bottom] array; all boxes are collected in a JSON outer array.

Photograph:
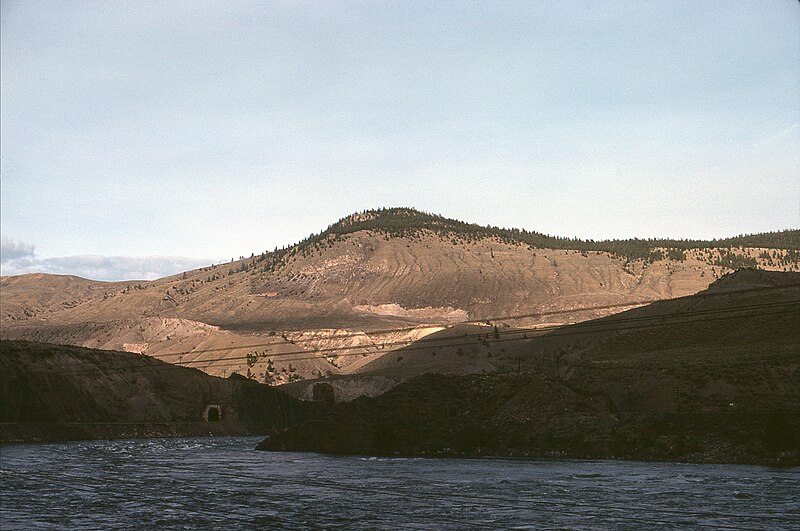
[[1, 436, 798, 529]]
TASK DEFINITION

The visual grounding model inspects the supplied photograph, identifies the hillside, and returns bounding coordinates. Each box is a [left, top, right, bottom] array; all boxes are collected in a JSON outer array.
[[259, 270, 800, 464], [0, 340, 314, 443], [2, 209, 798, 384], [0, 274, 135, 321], [280, 269, 800, 400], [306, 208, 800, 259]]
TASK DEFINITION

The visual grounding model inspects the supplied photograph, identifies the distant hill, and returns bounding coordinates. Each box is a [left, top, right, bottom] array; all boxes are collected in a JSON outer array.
[[1, 209, 798, 384]]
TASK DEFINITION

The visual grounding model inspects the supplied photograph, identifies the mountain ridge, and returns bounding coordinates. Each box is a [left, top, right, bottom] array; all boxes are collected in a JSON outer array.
[[1, 209, 798, 387], [272, 207, 800, 265], [2, 208, 798, 286]]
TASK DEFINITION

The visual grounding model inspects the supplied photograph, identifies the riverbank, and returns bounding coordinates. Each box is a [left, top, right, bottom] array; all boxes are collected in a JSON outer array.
[[0, 340, 315, 444], [258, 371, 800, 466], [0, 421, 272, 445]]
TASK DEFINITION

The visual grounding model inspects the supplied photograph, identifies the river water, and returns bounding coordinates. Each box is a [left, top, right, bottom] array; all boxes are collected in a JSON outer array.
[[1, 436, 798, 529]]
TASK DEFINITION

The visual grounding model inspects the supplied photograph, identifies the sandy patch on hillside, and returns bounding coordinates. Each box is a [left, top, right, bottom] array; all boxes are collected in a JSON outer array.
[[353, 303, 468, 323]]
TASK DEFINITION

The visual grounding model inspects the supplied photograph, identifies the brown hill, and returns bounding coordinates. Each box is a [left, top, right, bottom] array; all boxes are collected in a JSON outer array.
[[2, 209, 798, 384], [280, 269, 800, 401], [0, 273, 135, 321]]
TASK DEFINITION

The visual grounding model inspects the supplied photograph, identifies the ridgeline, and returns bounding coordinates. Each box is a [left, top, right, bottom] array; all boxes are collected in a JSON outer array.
[[264, 207, 800, 269]]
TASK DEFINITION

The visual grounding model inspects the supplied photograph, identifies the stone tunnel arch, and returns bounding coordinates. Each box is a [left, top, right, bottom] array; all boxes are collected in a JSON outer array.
[[203, 405, 222, 422]]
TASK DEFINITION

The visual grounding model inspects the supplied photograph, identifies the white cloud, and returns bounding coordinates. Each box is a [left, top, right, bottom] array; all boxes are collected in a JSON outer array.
[[0, 235, 214, 281], [1, 234, 36, 262]]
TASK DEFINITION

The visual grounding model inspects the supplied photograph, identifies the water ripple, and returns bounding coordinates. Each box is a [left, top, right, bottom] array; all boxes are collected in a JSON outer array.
[[1, 436, 798, 529]]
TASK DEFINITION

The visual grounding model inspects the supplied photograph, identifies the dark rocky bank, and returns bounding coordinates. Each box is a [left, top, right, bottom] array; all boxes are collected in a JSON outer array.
[[259, 271, 800, 465], [0, 340, 316, 444], [258, 371, 799, 465]]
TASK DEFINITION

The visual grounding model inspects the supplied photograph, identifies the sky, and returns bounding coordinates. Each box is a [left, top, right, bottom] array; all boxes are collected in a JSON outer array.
[[1, 0, 798, 281]]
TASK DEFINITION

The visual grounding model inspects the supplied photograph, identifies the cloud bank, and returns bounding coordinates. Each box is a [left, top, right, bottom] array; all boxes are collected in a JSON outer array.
[[1, 234, 36, 262], [1, 234, 214, 281]]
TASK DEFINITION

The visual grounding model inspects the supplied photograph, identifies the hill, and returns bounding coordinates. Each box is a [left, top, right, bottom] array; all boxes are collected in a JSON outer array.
[[0, 274, 135, 321], [0, 340, 314, 443], [2, 208, 798, 384], [304, 208, 800, 260], [259, 270, 800, 464]]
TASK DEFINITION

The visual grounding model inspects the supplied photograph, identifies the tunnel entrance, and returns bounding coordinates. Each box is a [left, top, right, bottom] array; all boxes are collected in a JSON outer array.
[[203, 404, 222, 422]]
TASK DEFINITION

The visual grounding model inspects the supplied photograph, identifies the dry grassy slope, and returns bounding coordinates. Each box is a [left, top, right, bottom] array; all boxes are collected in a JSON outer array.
[[1, 230, 795, 386], [279, 270, 800, 402], [498, 270, 800, 413], [0, 318, 342, 385], [272, 272, 799, 465], [1, 232, 792, 331], [250, 233, 782, 326], [0, 274, 135, 321]]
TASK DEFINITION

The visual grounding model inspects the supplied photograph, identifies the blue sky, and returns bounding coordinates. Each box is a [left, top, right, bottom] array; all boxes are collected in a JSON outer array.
[[2, 0, 798, 280]]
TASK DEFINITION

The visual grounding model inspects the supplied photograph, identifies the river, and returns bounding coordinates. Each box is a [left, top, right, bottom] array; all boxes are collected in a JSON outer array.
[[1, 436, 798, 529]]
